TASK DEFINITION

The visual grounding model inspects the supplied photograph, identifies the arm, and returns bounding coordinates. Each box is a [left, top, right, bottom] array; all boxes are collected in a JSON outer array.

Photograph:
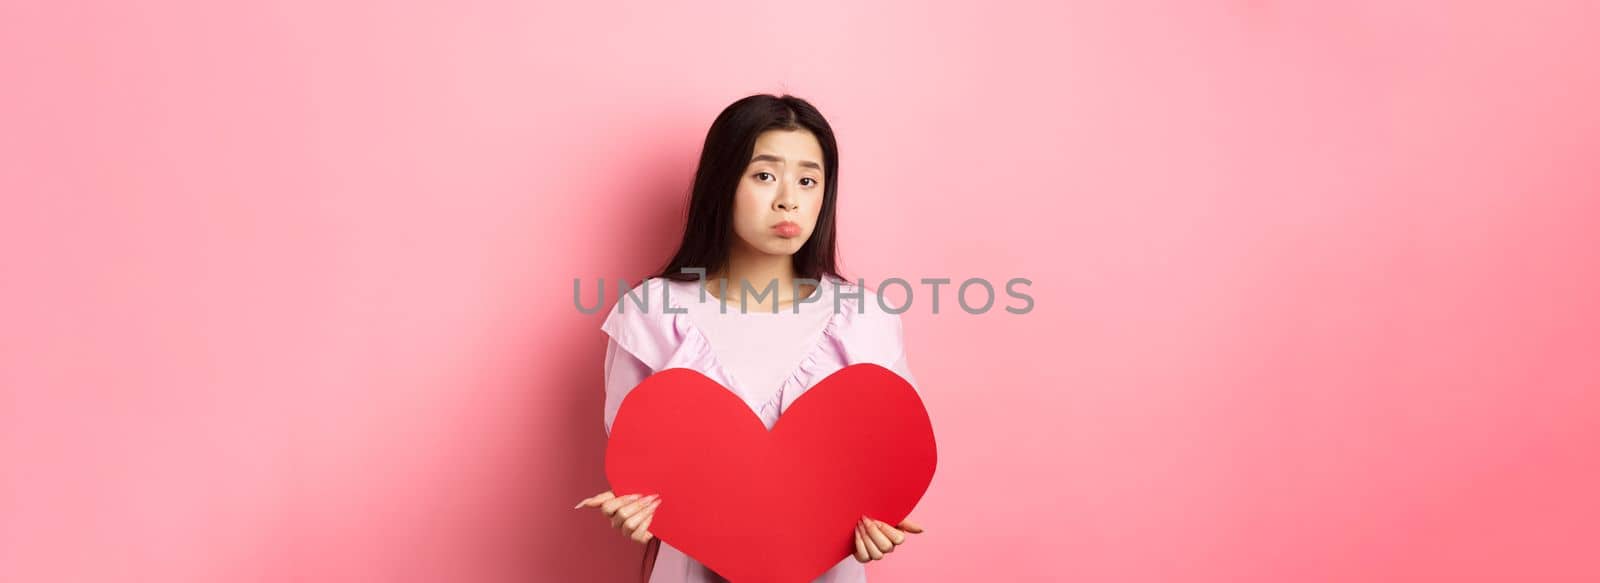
[[579, 336, 661, 544], [853, 311, 928, 562], [886, 312, 920, 394], [603, 336, 653, 437]]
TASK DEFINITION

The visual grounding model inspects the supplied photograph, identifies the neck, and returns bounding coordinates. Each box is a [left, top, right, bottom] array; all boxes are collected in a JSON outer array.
[[708, 242, 809, 306]]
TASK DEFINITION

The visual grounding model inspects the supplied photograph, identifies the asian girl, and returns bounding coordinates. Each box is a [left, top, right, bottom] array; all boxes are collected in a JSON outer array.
[[575, 93, 925, 583]]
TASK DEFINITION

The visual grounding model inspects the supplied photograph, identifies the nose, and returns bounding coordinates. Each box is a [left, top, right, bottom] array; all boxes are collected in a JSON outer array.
[[773, 189, 799, 213]]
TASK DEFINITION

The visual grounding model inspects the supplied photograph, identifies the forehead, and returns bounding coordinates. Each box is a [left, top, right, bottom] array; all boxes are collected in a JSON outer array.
[[750, 129, 823, 162]]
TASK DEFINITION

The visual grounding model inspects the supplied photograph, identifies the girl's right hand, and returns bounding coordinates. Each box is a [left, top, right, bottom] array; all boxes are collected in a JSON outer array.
[[575, 490, 660, 544]]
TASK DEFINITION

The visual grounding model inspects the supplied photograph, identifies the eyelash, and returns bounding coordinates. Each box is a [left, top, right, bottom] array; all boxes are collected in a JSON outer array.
[[755, 172, 818, 186]]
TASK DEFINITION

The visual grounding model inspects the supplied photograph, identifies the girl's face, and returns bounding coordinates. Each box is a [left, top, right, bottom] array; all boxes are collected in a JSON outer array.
[[730, 128, 826, 258]]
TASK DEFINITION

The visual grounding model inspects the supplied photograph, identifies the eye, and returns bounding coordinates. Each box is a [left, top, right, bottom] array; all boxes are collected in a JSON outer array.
[[800, 177, 818, 187], [754, 171, 775, 181]]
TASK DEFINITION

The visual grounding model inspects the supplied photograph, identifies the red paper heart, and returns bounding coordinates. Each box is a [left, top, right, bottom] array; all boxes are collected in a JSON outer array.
[[605, 363, 937, 583]]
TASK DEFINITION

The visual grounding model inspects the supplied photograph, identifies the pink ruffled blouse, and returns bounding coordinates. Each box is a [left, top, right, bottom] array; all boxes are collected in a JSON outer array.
[[600, 274, 919, 583]]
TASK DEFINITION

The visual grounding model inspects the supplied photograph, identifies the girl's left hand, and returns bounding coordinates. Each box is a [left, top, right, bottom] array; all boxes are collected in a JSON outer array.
[[853, 516, 924, 563]]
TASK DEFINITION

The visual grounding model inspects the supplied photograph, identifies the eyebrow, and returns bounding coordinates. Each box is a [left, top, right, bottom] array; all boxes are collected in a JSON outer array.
[[750, 154, 822, 171]]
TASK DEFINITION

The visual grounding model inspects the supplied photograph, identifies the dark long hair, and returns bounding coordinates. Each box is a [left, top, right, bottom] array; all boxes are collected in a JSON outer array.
[[650, 94, 845, 284]]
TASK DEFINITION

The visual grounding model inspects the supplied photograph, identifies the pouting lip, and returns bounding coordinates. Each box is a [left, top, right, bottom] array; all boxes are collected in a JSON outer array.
[[772, 220, 800, 229]]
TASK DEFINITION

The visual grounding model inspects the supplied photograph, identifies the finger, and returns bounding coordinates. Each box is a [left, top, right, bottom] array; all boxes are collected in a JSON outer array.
[[862, 517, 894, 554], [629, 504, 658, 543], [599, 493, 638, 515], [860, 519, 887, 559], [897, 518, 925, 534], [872, 519, 905, 545], [575, 490, 616, 509], [600, 493, 642, 516], [611, 495, 657, 528], [853, 524, 872, 563], [622, 498, 660, 532], [614, 496, 659, 528]]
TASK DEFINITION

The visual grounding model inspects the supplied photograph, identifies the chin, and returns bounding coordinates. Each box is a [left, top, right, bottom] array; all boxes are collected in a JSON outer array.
[[761, 239, 807, 255]]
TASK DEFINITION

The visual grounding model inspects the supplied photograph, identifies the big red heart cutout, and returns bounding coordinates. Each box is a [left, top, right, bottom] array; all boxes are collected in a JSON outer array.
[[605, 363, 937, 583]]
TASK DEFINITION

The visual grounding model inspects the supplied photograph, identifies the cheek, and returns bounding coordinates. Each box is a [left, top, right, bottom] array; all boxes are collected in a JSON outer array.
[[732, 183, 760, 215], [732, 187, 767, 232], [733, 179, 753, 206]]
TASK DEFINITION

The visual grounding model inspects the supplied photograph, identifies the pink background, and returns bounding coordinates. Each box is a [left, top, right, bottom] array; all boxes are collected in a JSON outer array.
[[4, 1, 1598, 581]]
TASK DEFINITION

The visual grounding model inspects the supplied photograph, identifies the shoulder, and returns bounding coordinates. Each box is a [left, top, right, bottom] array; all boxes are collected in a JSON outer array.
[[603, 276, 692, 315], [828, 277, 905, 323], [825, 277, 908, 361], [600, 276, 692, 369]]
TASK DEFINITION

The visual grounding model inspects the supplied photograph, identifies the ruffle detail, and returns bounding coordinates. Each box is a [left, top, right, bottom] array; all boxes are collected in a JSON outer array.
[[773, 276, 910, 417], [602, 275, 911, 429], [601, 277, 741, 393]]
